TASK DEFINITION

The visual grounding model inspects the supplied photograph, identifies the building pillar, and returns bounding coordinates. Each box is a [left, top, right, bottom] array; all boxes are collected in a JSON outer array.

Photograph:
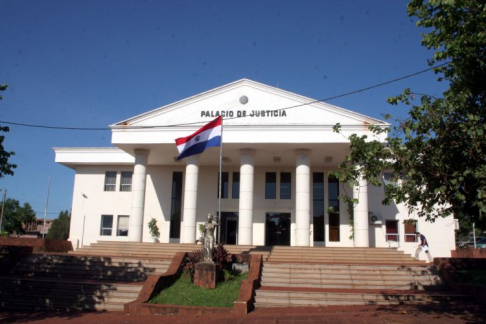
[[295, 149, 311, 246], [181, 155, 199, 244], [238, 149, 255, 245], [129, 149, 150, 242], [353, 173, 369, 247]]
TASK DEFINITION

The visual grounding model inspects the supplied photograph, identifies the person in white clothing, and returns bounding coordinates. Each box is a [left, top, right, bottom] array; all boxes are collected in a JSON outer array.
[[415, 231, 433, 263]]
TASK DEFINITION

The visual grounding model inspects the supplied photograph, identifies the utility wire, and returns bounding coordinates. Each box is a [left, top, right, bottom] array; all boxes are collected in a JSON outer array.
[[0, 62, 449, 131]]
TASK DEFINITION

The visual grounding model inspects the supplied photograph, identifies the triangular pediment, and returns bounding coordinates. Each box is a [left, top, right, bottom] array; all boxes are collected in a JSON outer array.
[[111, 79, 386, 129]]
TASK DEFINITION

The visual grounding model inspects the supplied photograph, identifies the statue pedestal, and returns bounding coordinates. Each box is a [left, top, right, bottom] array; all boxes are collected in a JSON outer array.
[[194, 262, 219, 289]]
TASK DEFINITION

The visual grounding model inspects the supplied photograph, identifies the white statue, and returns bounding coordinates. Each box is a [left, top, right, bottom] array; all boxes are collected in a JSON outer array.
[[202, 213, 219, 262]]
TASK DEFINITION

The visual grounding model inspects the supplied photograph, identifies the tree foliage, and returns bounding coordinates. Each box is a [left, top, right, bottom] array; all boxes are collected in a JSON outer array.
[[0, 83, 16, 178], [2, 198, 36, 236], [46, 210, 71, 240], [334, 0, 486, 226]]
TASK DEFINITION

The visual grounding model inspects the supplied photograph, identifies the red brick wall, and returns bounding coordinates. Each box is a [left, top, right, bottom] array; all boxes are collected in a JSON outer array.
[[452, 249, 486, 258], [0, 237, 72, 253]]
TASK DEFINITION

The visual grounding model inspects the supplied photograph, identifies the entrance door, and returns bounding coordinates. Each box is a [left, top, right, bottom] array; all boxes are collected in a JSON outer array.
[[220, 212, 238, 245], [265, 213, 291, 246]]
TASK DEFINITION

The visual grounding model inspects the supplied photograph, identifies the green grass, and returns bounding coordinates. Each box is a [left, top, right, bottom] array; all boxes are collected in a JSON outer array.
[[456, 269, 486, 286], [149, 271, 248, 308]]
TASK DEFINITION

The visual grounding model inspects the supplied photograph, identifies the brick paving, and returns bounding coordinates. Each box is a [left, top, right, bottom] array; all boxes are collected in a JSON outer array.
[[1, 303, 485, 324]]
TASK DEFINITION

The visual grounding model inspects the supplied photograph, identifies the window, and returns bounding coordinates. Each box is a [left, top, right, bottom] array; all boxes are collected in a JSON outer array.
[[120, 171, 133, 192], [280, 172, 291, 199], [313, 173, 325, 242], [217, 172, 229, 198], [169, 172, 183, 239], [404, 220, 417, 242], [386, 220, 399, 242], [100, 215, 113, 236], [328, 175, 340, 242], [117, 215, 129, 236], [265, 172, 277, 199], [232, 172, 240, 199], [104, 171, 116, 191]]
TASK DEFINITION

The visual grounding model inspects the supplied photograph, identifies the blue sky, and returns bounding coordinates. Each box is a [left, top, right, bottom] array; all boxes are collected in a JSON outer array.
[[0, 0, 447, 219]]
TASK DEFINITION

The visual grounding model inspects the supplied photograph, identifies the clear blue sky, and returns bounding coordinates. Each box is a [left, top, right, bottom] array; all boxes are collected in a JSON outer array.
[[0, 0, 447, 219]]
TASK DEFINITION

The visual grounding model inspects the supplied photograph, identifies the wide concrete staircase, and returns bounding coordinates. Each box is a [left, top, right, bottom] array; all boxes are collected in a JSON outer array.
[[0, 241, 269, 312], [255, 246, 471, 307], [0, 253, 171, 311]]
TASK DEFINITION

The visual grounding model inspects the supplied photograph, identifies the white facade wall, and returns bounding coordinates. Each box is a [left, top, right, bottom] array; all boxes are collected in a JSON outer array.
[[69, 164, 454, 260], [59, 79, 456, 260]]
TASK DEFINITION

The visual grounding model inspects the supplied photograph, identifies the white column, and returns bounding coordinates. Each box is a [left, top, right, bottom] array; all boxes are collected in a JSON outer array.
[[129, 149, 150, 242], [295, 149, 311, 246], [181, 155, 199, 244], [353, 173, 369, 247], [238, 149, 255, 245]]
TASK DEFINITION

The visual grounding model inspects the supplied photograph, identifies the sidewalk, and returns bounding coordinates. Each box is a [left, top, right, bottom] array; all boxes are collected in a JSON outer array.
[[1, 303, 485, 324]]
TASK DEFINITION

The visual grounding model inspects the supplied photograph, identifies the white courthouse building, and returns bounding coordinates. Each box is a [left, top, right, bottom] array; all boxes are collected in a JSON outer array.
[[54, 79, 456, 259]]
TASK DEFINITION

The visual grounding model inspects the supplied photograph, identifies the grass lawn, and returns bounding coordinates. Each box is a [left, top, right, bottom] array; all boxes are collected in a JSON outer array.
[[149, 271, 248, 308], [456, 269, 486, 286]]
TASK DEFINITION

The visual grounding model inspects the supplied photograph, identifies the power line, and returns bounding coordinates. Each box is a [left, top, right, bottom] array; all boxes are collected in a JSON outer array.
[[0, 62, 449, 131]]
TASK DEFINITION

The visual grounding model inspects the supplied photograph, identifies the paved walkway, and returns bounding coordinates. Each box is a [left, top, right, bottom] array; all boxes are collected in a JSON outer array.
[[1, 303, 485, 324]]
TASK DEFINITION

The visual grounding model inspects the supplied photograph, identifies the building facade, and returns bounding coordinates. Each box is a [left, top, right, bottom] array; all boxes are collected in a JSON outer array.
[[55, 79, 456, 259]]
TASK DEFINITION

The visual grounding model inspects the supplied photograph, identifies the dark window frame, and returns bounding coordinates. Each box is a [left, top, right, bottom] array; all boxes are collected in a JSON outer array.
[[169, 172, 183, 239], [217, 172, 229, 199], [280, 172, 291, 200], [100, 215, 113, 236], [265, 172, 277, 199], [120, 171, 133, 192], [232, 172, 240, 199], [386, 220, 399, 242], [313, 173, 325, 242], [104, 171, 117, 192]]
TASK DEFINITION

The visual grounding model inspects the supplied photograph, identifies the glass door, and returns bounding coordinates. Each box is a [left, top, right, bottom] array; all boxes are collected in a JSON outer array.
[[219, 212, 238, 245], [265, 212, 291, 246]]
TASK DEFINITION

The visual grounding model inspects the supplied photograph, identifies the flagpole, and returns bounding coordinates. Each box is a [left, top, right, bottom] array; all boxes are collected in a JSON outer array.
[[218, 117, 223, 244]]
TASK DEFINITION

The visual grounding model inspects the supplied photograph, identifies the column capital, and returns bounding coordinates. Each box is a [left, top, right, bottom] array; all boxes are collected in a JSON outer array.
[[295, 149, 311, 156], [240, 149, 256, 156], [134, 149, 150, 156]]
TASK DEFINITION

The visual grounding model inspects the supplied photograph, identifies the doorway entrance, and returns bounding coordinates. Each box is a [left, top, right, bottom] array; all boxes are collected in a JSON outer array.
[[219, 212, 238, 245], [265, 212, 291, 246]]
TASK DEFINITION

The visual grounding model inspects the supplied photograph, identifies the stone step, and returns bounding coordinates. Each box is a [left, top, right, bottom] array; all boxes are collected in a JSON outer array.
[[9, 271, 153, 282], [263, 262, 432, 271], [261, 274, 443, 284], [13, 262, 168, 272], [262, 282, 447, 291], [21, 253, 173, 264], [0, 289, 139, 303], [262, 266, 438, 276], [261, 278, 443, 287], [0, 277, 143, 292], [85, 241, 263, 251], [0, 277, 142, 312], [268, 256, 424, 265], [0, 299, 126, 312], [11, 262, 168, 281], [74, 242, 270, 256], [254, 288, 471, 307], [270, 247, 403, 253]]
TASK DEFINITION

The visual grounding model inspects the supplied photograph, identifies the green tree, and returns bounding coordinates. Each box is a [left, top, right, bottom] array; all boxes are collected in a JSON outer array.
[[46, 210, 71, 240], [2, 198, 36, 236], [0, 83, 17, 178], [334, 0, 486, 227]]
